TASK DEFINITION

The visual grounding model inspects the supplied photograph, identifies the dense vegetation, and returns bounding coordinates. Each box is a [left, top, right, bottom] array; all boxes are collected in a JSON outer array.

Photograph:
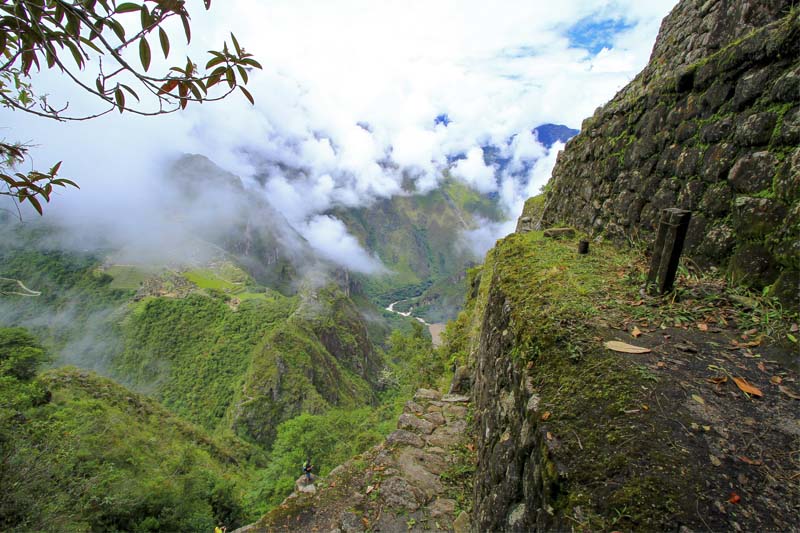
[[0, 217, 452, 529], [1, 329, 262, 531], [118, 293, 296, 430]]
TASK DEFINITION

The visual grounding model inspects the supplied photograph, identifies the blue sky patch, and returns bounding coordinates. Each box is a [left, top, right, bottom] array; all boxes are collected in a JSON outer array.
[[434, 113, 452, 127], [566, 17, 634, 54]]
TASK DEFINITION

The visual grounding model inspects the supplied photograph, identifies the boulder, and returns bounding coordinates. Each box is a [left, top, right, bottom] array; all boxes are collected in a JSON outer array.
[[295, 475, 316, 494], [414, 388, 441, 401], [728, 151, 777, 193], [398, 413, 436, 435], [386, 429, 425, 448]]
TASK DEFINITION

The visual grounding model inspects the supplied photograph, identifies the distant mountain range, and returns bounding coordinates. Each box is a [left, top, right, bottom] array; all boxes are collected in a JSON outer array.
[[533, 123, 579, 148]]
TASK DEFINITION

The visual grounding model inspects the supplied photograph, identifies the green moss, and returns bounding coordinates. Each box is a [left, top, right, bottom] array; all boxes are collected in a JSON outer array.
[[452, 233, 718, 530]]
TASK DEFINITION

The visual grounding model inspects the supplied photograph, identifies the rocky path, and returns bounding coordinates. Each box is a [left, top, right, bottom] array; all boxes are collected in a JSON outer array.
[[240, 389, 474, 532]]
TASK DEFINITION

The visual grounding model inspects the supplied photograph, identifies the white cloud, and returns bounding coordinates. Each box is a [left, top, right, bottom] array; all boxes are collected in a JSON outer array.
[[452, 147, 498, 193], [0, 0, 678, 270], [300, 215, 385, 274]]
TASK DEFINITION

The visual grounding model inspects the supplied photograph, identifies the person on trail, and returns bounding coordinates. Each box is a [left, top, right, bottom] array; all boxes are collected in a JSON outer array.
[[302, 458, 313, 482]]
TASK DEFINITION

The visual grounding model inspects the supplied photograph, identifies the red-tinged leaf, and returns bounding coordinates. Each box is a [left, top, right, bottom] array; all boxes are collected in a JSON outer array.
[[27, 194, 43, 215], [139, 37, 151, 71], [158, 79, 179, 95], [727, 492, 741, 504], [49, 161, 62, 175], [541, 411, 551, 421], [159, 27, 170, 58], [732, 376, 763, 398], [225, 66, 235, 88], [205, 74, 222, 90], [239, 85, 254, 105], [116, 2, 141, 13]]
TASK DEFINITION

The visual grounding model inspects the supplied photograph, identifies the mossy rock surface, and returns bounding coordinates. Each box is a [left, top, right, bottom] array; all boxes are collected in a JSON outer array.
[[459, 231, 799, 531]]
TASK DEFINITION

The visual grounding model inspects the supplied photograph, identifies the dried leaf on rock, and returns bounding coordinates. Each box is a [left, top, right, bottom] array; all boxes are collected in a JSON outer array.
[[604, 340, 651, 353], [732, 377, 763, 398], [631, 326, 642, 338], [541, 411, 551, 421], [737, 456, 762, 466], [697, 323, 709, 331], [770, 376, 782, 385], [757, 362, 766, 372], [706, 376, 727, 385], [692, 394, 706, 405], [778, 385, 800, 400]]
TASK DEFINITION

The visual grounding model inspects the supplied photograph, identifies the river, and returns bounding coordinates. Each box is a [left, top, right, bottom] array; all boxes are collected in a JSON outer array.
[[386, 300, 445, 347]]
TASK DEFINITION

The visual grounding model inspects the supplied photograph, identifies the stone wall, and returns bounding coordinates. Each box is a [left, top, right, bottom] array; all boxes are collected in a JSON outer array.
[[540, 5, 799, 302]]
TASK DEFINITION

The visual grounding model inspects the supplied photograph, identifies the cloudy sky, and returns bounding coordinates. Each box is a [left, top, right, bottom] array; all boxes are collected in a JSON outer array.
[[2, 0, 677, 272]]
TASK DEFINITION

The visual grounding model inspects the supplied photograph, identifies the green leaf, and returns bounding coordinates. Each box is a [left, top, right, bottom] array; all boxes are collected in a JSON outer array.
[[225, 67, 235, 88], [116, 3, 141, 13], [181, 13, 191, 44], [788, 333, 798, 344], [109, 19, 126, 42], [49, 161, 62, 175], [239, 86, 254, 105], [139, 37, 151, 72], [159, 27, 170, 58], [53, 178, 79, 189], [140, 4, 152, 30], [231, 32, 242, 55], [114, 86, 125, 112], [63, 40, 84, 69], [187, 82, 202, 101], [241, 58, 263, 69], [236, 65, 248, 84], [205, 55, 226, 69], [119, 84, 140, 102]]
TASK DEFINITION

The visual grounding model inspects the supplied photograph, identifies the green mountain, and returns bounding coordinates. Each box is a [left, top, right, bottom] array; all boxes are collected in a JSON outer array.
[[1, 328, 262, 532], [336, 177, 502, 321]]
